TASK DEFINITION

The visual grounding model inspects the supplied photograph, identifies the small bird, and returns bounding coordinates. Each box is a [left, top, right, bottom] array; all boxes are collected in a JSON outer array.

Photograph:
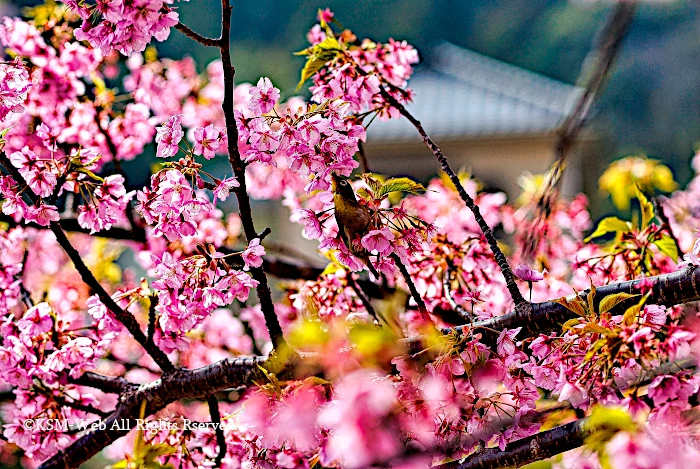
[[332, 173, 380, 278]]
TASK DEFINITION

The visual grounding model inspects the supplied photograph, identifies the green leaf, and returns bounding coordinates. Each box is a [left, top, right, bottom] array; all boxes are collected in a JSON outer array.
[[585, 217, 633, 242], [356, 187, 373, 201], [562, 318, 582, 331], [294, 36, 341, 57], [303, 376, 331, 387], [622, 303, 642, 326], [622, 292, 650, 326], [654, 234, 679, 262], [584, 338, 608, 361], [599, 292, 640, 313], [584, 405, 636, 434], [377, 177, 427, 198], [635, 185, 655, 230], [297, 48, 341, 90], [582, 323, 612, 336]]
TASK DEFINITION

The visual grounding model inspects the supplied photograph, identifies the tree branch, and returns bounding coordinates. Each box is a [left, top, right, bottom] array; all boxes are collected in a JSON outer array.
[[375, 84, 528, 312], [0, 213, 147, 241], [174, 22, 221, 47], [207, 395, 227, 468], [392, 253, 429, 314], [37, 265, 700, 468], [654, 196, 684, 257], [49, 224, 174, 372], [52, 395, 112, 419], [434, 419, 588, 469], [441, 265, 700, 348], [522, 1, 638, 262], [347, 274, 380, 324], [38, 355, 281, 469], [216, 1, 287, 350]]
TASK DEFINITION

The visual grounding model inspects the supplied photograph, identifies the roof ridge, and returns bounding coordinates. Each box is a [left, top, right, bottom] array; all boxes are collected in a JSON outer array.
[[430, 41, 582, 116]]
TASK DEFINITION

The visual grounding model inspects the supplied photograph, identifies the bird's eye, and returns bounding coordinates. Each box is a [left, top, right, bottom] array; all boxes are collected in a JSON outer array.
[[340, 180, 348, 186]]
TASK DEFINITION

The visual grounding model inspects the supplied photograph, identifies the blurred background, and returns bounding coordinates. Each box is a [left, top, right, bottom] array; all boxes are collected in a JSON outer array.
[[4, 0, 700, 216]]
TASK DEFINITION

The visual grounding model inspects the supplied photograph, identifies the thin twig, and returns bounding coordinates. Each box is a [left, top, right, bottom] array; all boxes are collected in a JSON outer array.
[[207, 395, 227, 467], [17, 249, 34, 307], [654, 196, 684, 257], [347, 274, 380, 324], [147, 294, 158, 345], [375, 84, 528, 312], [174, 22, 221, 47], [71, 372, 133, 394], [391, 253, 428, 313], [52, 395, 112, 419], [522, 2, 638, 262], [357, 141, 370, 173], [442, 263, 473, 323]]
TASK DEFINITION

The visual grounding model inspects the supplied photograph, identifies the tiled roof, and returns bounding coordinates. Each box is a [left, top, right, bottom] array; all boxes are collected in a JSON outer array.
[[367, 42, 582, 141]]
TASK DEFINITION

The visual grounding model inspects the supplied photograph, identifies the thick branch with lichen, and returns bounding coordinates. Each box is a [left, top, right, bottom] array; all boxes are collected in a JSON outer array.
[[38, 264, 700, 469]]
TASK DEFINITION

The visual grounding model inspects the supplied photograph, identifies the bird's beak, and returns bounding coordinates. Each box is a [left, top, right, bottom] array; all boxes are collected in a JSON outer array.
[[331, 173, 340, 192]]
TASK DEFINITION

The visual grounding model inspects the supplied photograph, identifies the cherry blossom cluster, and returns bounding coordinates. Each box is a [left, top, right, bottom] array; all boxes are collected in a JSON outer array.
[[236, 83, 364, 193], [3, 142, 133, 230], [149, 248, 260, 342], [1, 300, 116, 460], [3, 5, 700, 469], [64, 0, 179, 56], [0, 59, 30, 122], [305, 10, 419, 118]]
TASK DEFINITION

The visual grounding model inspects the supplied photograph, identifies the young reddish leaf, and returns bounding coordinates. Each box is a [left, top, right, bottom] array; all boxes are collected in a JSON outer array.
[[635, 184, 655, 230], [654, 234, 679, 262]]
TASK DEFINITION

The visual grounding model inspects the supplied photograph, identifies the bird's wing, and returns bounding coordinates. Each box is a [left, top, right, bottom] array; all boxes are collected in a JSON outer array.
[[336, 215, 351, 249]]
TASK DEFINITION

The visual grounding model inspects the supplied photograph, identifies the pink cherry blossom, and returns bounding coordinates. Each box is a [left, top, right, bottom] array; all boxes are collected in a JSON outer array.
[[248, 77, 280, 115], [155, 115, 184, 158], [497, 327, 521, 356], [361, 227, 395, 255], [17, 303, 53, 339], [26, 204, 59, 226], [193, 124, 222, 159], [242, 238, 265, 270], [0, 59, 30, 121], [514, 264, 546, 282], [212, 176, 239, 203]]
